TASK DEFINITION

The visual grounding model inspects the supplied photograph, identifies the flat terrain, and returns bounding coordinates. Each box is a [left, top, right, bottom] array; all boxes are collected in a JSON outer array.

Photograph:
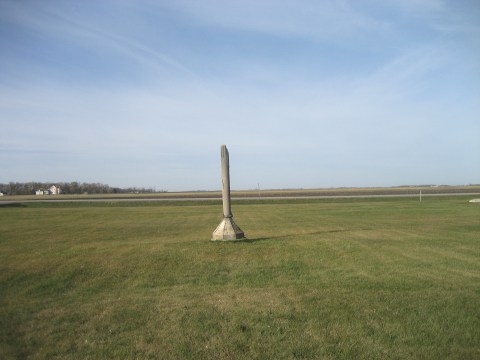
[[1, 196, 479, 359], [1, 184, 480, 202]]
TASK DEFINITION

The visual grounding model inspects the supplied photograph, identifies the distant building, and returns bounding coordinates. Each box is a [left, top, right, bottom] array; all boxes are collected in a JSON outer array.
[[49, 185, 61, 195], [35, 186, 61, 195]]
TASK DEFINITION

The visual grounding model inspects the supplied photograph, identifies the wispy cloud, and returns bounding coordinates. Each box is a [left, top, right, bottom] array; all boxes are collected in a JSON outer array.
[[159, 0, 390, 43], [0, 0, 194, 85]]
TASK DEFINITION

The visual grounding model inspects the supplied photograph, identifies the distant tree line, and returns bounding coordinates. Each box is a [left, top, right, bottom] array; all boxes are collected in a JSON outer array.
[[0, 182, 159, 195]]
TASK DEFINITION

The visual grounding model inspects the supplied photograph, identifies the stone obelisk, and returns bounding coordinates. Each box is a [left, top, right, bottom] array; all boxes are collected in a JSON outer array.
[[212, 145, 245, 241]]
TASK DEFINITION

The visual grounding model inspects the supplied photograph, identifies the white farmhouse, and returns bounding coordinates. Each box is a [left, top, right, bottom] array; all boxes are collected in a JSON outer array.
[[35, 186, 61, 195], [49, 185, 61, 195]]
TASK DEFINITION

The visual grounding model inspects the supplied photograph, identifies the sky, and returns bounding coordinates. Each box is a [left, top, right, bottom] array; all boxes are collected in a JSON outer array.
[[1, 0, 479, 191]]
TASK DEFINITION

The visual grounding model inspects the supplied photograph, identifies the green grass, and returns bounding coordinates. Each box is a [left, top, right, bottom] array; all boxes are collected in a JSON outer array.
[[1, 197, 479, 359]]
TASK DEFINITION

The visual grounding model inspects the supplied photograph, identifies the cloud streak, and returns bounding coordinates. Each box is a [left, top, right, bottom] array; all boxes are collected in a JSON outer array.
[[166, 0, 390, 41]]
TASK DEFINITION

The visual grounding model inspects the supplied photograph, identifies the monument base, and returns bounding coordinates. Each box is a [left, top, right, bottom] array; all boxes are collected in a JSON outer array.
[[212, 217, 245, 241]]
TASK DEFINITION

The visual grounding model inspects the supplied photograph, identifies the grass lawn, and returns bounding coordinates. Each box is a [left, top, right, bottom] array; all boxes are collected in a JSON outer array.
[[1, 197, 479, 359]]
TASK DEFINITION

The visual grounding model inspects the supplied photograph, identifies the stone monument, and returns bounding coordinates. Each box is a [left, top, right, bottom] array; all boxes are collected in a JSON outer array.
[[212, 145, 245, 241]]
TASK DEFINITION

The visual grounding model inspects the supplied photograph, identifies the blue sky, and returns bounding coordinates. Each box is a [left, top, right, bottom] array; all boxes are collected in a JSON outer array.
[[1, 0, 479, 191]]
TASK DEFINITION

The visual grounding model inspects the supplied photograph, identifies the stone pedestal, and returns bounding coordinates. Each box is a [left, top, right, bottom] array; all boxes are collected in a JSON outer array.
[[212, 216, 245, 241]]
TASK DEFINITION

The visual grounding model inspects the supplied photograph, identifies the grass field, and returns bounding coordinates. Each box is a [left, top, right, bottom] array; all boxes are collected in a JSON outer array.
[[1, 197, 479, 359]]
